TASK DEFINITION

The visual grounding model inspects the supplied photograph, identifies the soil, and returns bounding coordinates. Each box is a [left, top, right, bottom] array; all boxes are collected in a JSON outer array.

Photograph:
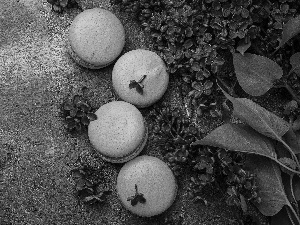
[[0, 0, 269, 224]]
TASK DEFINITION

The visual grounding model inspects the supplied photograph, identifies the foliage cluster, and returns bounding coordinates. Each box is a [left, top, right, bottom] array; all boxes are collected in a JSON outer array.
[[111, 0, 300, 111], [148, 105, 260, 214], [62, 87, 97, 134], [191, 16, 300, 224], [71, 166, 111, 205]]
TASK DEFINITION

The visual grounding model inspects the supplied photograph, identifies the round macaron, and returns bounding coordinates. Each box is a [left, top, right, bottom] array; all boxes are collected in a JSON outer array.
[[88, 101, 148, 163], [112, 49, 169, 108], [117, 155, 177, 217], [68, 8, 125, 69]]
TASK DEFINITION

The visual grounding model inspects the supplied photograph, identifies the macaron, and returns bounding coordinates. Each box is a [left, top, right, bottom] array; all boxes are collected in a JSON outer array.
[[88, 101, 148, 163], [112, 49, 169, 108], [68, 8, 125, 69], [117, 155, 177, 217]]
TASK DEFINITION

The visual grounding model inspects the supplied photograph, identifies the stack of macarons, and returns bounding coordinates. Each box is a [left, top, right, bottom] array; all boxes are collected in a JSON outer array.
[[69, 7, 175, 217]]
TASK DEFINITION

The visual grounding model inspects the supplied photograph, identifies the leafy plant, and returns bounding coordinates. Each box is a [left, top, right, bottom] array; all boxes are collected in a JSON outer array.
[[71, 167, 111, 205], [127, 184, 146, 206], [62, 87, 97, 134], [47, 0, 82, 13], [208, 15, 300, 223], [149, 105, 199, 176], [149, 104, 258, 213], [192, 85, 300, 224]]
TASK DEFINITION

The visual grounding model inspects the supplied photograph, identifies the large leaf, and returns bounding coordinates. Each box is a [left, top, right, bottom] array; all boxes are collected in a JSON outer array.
[[233, 53, 283, 96], [222, 91, 290, 142], [192, 123, 277, 159], [246, 155, 289, 216], [279, 15, 300, 49]]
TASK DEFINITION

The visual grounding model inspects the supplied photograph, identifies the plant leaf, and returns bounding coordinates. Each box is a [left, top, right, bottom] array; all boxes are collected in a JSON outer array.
[[293, 116, 300, 131], [222, 90, 290, 142], [76, 110, 85, 118], [77, 102, 90, 112], [183, 39, 193, 49], [278, 158, 298, 170], [129, 80, 138, 89], [290, 52, 300, 75], [135, 84, 144, 95], [71, 168, 85, 179], [192, 123, 277, 159], [240, 194, 248, 213], [236, 39, 251, 55], [284, 100, 298, 115], [245, 155, 289, 216], [67, 120, 76, 130], [87, 113, 97, 121], [279, 15, 300, 49], [233, 53, 283, 96], [129, 80, 144, 95], [63, 102, 73, 111], [81, 116, 90, 126], [283, 128, 300, 154], [60, 0, 68, 7], [73, 95, 82, 105]]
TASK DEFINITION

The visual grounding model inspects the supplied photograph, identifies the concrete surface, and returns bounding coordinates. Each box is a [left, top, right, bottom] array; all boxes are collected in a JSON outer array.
[[0, 0, 265, 224]]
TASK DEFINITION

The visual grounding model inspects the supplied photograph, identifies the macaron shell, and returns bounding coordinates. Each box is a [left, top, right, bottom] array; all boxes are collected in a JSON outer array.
[[112, 49, 169, 108], [88, 101, 145, 160], [69, 8, 125, 68], [67, 39, 112, 69], [117, 156, 177, 217]]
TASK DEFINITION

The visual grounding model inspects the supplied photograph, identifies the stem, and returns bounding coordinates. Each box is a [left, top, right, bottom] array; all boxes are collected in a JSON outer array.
[[270, 47, 280, 57], [283, 82, 300, 105], [276, 159, 300, 176], [215, 76, 238, 98], [138, 75, 147, 83], [286, 207, 296, 225], [290, 175, 300, 216], [287, 203, 300, 225], [279, 138, 300, 171], [287, 65, 300, 78]]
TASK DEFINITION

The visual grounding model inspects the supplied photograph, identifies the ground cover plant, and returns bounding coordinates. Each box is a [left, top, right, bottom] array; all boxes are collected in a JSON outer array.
[[191, 15, 300, 224], [61, 87, 97, 134], [71, 166, 112, 205]]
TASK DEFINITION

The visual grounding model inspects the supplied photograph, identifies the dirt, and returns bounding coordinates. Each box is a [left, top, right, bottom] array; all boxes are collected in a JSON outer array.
[[0, 0, 268, 224]]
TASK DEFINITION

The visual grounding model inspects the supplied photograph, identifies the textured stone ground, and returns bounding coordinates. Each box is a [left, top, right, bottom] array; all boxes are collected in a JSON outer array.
[[0, 1, 266, 224]]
